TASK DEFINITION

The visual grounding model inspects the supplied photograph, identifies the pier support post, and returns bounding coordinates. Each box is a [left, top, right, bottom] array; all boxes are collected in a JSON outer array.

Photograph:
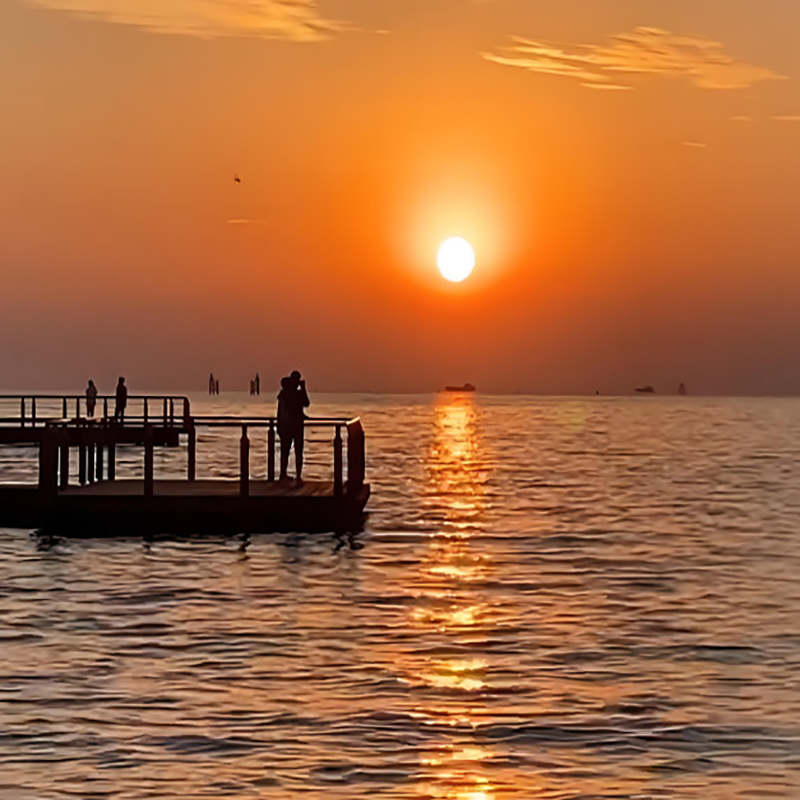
[[38, 429, 58, 500], [267, 422, 275, 482], [87, 432, 95, 484], [346, 419, 365, 494], [144, 424, 154, 497], [96, 433, 104, 482], [333, 425, 343, 497], [240, 425, 250, 497], [59, 429, 70, 489], [187, 421, 196, 481], [78, 426, 87, 485], [108, 440, 116, 481]]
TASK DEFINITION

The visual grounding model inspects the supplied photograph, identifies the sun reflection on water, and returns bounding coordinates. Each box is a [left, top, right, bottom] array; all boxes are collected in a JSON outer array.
[[403, 396, 504, 797]]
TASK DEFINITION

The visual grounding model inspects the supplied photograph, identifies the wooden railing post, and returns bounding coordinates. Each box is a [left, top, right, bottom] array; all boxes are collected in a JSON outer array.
[[59, 429, 70, 489], [144, 398, 149, 424], [75, 397, 80, 420], [163, 398, 168, 425], [62, 397, 67, 419], [267, 421, 276, 481], [187, 420, 196, 481], [31, 398, 36, 427], [103, 397, 108, 419], [20, 398, 25, 427], [240, 425, 250, 497], [347, 419, 365, 494], [144, 424, 154, 497], [183, 398, 191, 428], [333, 425, 343, 497]]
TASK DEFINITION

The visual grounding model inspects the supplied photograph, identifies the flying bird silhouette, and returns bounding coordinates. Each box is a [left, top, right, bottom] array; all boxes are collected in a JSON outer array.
[[234, 174, 241, 184]]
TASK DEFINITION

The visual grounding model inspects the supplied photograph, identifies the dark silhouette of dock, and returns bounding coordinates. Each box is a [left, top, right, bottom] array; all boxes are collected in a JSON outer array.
[[0, 395, 368, 535]]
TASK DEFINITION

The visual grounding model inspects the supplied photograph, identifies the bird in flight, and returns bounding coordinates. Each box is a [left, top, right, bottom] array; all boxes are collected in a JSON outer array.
[[234, 174, 241, 184]]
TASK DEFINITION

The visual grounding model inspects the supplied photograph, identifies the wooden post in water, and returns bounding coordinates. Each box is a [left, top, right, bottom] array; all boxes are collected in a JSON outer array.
[[62, 397, 67, 419], [144, 424, 154, 497], [187, 421, 196, 481], [144, 399, 149, 424], [333, 425, 343, 497], [75, 397, 80, 420], [59, 429, 70, 489], [267, 421, 275, 481], [240, 425, 250, 497], [20, 398, 25, 428], [103, 397, 108, 419]]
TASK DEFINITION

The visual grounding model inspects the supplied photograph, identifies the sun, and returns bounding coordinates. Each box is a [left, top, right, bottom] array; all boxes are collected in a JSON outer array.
[[437, 237, 475, 283]]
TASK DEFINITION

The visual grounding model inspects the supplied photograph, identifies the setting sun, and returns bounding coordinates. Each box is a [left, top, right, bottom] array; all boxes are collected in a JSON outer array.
[[437, 237, 475, 283]]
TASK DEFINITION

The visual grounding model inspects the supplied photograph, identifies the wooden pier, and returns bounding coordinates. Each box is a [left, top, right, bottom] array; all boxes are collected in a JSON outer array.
[[0, 395, 369, 535]]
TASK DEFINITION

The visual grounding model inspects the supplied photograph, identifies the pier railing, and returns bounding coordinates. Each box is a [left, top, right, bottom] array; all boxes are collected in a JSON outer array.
[[36, 415, 365, 499], [0, 395, 191, 428]]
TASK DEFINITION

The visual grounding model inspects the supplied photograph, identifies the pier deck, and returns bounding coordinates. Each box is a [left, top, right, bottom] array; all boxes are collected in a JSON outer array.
[[0, 394, 369, 535]]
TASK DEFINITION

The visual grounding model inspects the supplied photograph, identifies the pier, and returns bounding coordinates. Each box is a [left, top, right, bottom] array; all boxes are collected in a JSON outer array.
[[0, 395, 369, 535]]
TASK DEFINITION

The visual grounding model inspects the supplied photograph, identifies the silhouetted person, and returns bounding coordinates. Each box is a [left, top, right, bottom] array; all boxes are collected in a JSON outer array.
[[277, 370, 310, 481], [215, 379, 220, 395], [85, 380, 98, 418], [209, 373, 216, 395], [250, 380, 255, 396], [114, 377, 127, 421], [255, 373, 260, 395]]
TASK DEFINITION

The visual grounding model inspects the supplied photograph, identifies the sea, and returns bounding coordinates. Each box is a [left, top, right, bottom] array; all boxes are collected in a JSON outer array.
[[1, 393, 800, 799]]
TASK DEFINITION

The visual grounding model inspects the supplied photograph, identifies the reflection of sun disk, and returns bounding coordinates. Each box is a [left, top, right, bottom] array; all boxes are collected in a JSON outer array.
[[438, 237, 475, 282]]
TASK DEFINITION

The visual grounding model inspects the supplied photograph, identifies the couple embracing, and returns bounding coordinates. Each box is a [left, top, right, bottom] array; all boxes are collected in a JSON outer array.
[[277, 370, 310, 481]]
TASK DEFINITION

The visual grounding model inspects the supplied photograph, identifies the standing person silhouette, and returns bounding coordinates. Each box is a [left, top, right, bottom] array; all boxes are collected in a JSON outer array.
[[85, 380, 98, 418], [277, 370, 310, 481], [114, 377, 128, 421]]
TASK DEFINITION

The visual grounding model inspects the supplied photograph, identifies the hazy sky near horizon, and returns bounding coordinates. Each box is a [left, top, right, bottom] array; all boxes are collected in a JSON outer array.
[[3, 0, 800, 394]]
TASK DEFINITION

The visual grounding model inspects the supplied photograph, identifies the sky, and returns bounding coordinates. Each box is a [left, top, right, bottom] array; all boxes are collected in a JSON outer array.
[[2, 0, 800, 394]]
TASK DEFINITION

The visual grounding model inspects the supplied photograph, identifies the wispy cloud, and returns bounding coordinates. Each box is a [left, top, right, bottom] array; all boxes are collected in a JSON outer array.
[[772, 115, 800, 122], [482, 27, 784, 91], [730, 115, 753, 122], [682, 141, 708, 148], [25, 0, 348, 42]]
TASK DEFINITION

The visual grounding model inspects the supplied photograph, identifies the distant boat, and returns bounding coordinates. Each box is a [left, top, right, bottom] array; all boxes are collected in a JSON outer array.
[[678, 382, 687, 396], [635, 386, 655, 394], [444, 383, 476, 393]]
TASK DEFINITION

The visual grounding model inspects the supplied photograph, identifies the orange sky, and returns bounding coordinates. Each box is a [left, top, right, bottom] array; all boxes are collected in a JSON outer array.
[[2, 0, 800, 394]]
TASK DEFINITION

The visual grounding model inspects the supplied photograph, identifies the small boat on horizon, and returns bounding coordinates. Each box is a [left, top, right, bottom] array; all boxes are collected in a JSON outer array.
[[444, 383, 476, 393], [635, 385, 655, 394]]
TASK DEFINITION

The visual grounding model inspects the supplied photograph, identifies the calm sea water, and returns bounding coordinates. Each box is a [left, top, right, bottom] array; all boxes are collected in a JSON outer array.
[[2, 394, 800, 799]]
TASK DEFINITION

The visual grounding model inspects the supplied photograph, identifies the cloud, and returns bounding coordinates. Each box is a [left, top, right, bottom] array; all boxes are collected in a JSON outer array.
[[730, 115, 753, 122], [482, 27, 784, 91], [25, 0, 348, 41], [772, 115, 800, 122], [682, 141, 708, 148]]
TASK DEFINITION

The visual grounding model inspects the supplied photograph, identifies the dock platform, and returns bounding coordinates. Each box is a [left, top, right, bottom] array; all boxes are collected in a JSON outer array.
[[0, 395, 369, 535]]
